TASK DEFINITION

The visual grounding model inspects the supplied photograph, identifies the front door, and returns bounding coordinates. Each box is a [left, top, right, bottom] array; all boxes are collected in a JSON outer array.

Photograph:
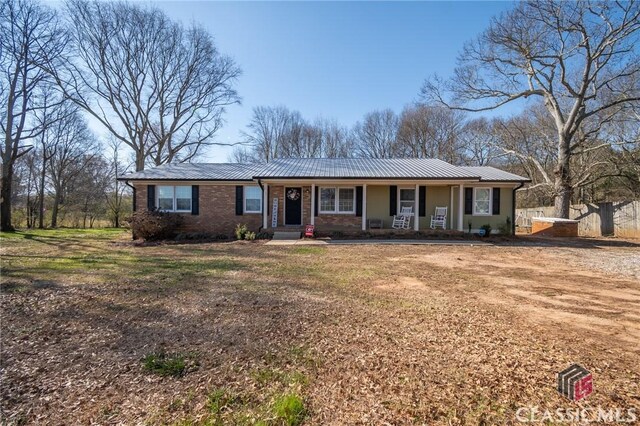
[[285, 187, 302, 225]]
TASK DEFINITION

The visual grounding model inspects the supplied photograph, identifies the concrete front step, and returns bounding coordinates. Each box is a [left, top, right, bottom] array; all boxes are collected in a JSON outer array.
[[272, 231, 302, 240]]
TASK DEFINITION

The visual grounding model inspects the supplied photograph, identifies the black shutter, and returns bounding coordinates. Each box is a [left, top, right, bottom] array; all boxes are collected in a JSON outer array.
[[191, 185, 199, 215], [235, 186, 243, 216], [147, 185, 155, 210], [464, 187, 473, 215], [314, 187, 319, 217], [492, 187, 501, 215], [389, 185, 397, 216], [132, 187, 137, 212], [419, 186, 426, 217], [355, 186, 363, 217]]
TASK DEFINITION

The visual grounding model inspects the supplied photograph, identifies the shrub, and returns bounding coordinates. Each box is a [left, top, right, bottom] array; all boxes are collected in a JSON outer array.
[[234, 223, 248, 240], [129, 209, 183, 241], [498, 217, 512, 235], [244, 231, 256, 241], [256, 231, 272, 240], [273, 393, 305, 426], [480, 224, 492, 237], [142, 351, 186, 377]]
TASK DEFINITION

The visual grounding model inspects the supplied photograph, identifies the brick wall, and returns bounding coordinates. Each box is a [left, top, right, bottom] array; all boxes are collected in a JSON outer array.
[[134, 183, 261, 237], [314, 214, 361, 230], [531, 220, 578, 237]]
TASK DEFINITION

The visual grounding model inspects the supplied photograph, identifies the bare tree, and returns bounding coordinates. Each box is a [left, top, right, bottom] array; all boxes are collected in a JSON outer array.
[[459, 117, 501, 166], [422, 0, 640, 217], [103, 138, 131, 227], [397, 104, 465, 163], [353, 109, 400, 158], [0, 0, 66, 231], [240, 106, 303, 162], [315, 118, 353, 158], [48, 112, 99, 227], [55, 0, 241, 171]]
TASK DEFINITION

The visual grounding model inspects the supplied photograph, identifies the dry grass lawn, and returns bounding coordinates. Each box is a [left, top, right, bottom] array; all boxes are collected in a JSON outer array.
[[1, 229, 639, 425]]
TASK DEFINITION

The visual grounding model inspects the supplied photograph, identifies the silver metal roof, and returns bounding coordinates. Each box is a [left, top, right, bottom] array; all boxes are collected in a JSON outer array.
[[254, 158, 478, 179], [119, 159, 530, 182], [458, 166, 530, 182], [119, 163, 262, 181]]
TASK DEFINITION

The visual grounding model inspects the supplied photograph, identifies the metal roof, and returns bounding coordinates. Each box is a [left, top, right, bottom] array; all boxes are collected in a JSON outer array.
[[458, 166, 530, 182], [118, 163, 262, 181], [118, 159, 530, 182], [254, 158, 479, 179]]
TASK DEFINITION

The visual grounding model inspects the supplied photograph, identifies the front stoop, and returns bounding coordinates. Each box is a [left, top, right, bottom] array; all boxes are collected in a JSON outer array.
[[272, 231, 302, 240]]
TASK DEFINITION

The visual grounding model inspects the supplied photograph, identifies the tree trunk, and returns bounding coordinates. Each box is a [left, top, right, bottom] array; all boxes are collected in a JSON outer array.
[[51, 191, 61, 228], [38, 160, 46, 229], [553, 134, 572, 218], [0, 166, 14, 232]]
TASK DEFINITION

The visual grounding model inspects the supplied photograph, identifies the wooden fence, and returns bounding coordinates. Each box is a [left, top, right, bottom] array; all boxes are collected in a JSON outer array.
[[516, 201, 640, 238]]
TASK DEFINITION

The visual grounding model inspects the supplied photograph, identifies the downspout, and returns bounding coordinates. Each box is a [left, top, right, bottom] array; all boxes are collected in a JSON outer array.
[[512, 182, 525, 235], [124, 180, 136, 240], [124, 181, 136, 212], [257, 178, 264, 232]]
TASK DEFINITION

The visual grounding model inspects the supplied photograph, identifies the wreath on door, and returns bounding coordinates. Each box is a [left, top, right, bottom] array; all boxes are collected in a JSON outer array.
[[286, 188, 301, 201]]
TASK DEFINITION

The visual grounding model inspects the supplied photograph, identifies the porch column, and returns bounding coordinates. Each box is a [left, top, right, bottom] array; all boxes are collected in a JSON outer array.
[[263, 183, 269, 229], [361, 184, 367, 231], [414, 183, 419, 231], [310, 184, 315, 226], [457, 184, 464, 231], [449, 186, 454, 230]]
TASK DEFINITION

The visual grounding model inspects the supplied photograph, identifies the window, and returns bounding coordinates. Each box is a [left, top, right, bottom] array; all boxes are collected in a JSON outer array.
[[157, 186, 192, 212], [338, 188, 354, 212], [473, 188, 491, 215], [244, 186, 262, 213], [398, 188, 415, 214], [320, 187, 355, 214]]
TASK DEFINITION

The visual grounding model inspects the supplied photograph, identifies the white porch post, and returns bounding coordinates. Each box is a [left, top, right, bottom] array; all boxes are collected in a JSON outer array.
[[457, 184, 464, 231], [361, 184, 367, 230], [310, 184, 315, 226], [263, 183, 269, 229], [449, 186, 454, 230], [414, 183, 419, 231]]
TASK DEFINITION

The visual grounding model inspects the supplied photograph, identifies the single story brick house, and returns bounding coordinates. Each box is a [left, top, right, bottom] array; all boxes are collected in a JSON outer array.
[[119, 158, 529, 236]]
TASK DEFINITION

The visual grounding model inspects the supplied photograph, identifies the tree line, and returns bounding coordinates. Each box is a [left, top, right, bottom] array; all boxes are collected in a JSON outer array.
[[1, 0, 240, 230]]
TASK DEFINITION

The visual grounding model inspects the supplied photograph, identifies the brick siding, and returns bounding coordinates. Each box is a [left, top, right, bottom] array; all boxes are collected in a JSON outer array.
[[134, 183, 261, 237]]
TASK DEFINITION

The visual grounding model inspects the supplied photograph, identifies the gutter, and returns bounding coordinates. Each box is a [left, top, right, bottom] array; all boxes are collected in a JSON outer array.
[[512, 181, 526, 235]]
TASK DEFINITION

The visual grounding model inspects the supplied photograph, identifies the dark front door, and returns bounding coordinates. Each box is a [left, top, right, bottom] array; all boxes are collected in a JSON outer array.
[[285, 187, 302, 225]]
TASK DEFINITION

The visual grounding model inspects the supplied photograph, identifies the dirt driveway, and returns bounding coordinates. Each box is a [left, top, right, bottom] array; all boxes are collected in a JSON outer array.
[[1, 231, 639, 425]]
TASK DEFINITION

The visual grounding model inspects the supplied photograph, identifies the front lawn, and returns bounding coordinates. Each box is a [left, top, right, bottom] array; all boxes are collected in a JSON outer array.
[[1, 229, 638, 424]]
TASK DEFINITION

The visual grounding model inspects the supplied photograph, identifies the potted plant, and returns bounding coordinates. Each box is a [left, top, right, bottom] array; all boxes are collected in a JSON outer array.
[[480, 224, 492, 237]]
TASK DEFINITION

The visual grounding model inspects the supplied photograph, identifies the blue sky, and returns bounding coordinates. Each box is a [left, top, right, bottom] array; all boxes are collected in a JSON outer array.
[[134, 2, 519, 161]]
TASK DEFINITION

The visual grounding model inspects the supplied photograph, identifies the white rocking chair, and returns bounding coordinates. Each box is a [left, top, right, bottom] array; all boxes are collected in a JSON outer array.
[[392, 206, 413, 229], [430, 206, 447, 229]]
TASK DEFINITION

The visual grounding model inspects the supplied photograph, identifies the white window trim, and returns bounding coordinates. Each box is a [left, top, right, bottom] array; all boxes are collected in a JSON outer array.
[[319, 186, 356, 214], [472, 187, 492, 216], [397, 187, 416, 216], [244, 185, 263, 214], [156, 185, 192, 213]]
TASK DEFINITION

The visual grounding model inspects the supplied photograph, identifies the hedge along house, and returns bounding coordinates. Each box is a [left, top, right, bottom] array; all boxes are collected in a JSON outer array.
[[119, 158, 530, 236]]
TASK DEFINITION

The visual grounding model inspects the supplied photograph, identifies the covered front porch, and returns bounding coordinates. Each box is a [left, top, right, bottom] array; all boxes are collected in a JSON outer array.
[[260, 180, 510, 233]]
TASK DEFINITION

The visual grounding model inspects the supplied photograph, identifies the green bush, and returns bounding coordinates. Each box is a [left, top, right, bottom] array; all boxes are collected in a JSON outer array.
[[142, 351, 186, 377], [128, 209, 183, 241], [234, 223, 248, 240], [244, 231, 256, 241], [273, 393, 305, 426], [256, 231, 272, 240]]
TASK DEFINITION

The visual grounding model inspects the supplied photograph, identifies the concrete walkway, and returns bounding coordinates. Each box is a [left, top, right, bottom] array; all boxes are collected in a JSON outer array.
[[265, 239, 491, 246]]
